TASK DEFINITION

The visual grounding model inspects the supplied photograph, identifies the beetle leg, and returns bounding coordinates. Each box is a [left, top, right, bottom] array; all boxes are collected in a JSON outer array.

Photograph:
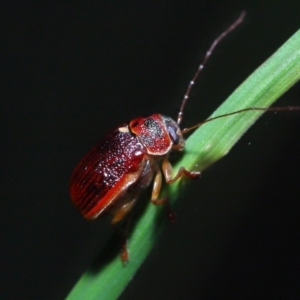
[[151, 168, 162, 200], [162, 156, 201, 184], [150, 167, 176, 221], [151, 168, 168, 205], [120, 236, 129, 264], [113, 217, 132, 264], [111, 195, 138, 224]]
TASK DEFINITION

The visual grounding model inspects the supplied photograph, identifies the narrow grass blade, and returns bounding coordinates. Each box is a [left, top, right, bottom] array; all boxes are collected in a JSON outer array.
[[67, 29, 300, 300]]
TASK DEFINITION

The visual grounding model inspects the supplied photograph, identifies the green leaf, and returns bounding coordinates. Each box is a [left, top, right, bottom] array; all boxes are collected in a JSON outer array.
[[66, 29, 300, 300]]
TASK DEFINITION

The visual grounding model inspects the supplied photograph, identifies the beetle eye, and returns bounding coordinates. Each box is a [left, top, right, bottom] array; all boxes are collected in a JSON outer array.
[[168, 125, 180, 144]]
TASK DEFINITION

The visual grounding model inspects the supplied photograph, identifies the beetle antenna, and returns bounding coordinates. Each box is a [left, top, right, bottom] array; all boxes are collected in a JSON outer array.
[[177, 11, 246, 125], [181, 106, 300, 135]]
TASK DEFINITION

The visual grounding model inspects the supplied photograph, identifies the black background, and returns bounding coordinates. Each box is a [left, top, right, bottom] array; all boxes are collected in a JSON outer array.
[[2, 1, 300, 299]]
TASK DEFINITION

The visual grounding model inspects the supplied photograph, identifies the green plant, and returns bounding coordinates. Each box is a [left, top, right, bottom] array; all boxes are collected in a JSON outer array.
[[67, 29, 300, 300]]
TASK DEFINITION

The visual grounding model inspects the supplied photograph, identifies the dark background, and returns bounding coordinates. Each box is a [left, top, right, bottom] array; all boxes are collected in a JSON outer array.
[[2, 1, 300, 299]]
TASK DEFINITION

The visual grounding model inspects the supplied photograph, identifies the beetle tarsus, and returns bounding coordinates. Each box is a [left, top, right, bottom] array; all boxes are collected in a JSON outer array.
[[165, 167, 201, 184], [120, 240, 129, 264], [151, 196, 168, 206]]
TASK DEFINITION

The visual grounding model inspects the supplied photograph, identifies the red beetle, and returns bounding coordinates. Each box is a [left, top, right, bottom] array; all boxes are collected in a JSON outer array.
[[70, 114, 199, 223], [70, 13, 245, 223]]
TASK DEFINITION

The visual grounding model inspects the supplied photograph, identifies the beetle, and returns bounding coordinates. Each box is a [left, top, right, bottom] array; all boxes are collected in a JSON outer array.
[[70, 12, 244, 221], [70, 12, 299, 262]]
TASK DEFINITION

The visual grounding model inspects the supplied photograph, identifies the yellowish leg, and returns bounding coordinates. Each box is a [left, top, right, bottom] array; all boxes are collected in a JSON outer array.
[[162, 156, 201, 183], [111, 195, 139, 263], [111, 197, 138, 224], [151, 169, 168, 205]]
